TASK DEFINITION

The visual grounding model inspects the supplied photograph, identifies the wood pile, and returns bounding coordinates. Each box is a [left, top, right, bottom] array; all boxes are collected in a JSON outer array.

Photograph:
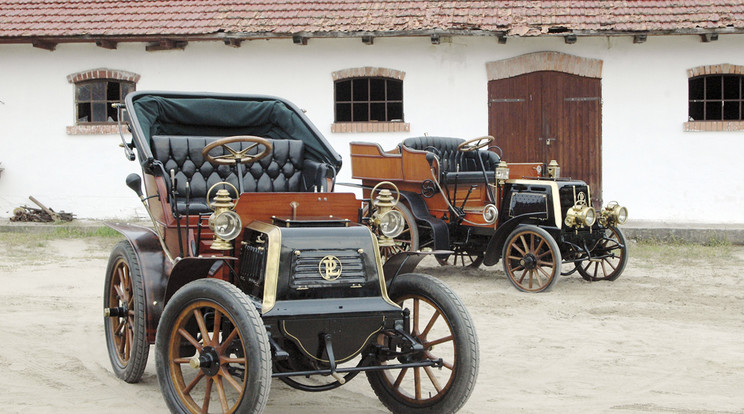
[[10, 196, 75, 222]]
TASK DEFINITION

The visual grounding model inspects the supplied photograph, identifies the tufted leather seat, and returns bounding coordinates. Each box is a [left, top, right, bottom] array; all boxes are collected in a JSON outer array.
[[151, 136, 329, 214], [400, 137, 500, 183]]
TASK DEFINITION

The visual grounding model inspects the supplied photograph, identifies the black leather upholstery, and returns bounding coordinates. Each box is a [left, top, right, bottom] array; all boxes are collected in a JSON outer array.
[[151, 136, 328, 214], [401, 136, 500, 173]]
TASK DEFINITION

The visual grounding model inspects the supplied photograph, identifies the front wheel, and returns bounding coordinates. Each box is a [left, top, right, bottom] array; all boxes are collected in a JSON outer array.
[[155, 279, 271, 414], [502, 225, 561, 292], [367, 273, 479, 414], [578, 226, 628, 281], [104, 240, 149, 383]]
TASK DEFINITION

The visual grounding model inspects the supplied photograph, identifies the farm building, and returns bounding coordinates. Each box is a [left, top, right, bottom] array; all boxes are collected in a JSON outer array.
[[0, 1, 743, 222]]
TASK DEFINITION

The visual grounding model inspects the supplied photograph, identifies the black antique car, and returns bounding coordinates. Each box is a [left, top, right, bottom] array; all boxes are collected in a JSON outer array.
[[103, 91, 478, 413], [350, 135, 628, 293]]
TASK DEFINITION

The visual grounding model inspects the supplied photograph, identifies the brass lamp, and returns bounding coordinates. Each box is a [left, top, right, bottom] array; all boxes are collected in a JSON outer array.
[[207, 184, 242, 251]]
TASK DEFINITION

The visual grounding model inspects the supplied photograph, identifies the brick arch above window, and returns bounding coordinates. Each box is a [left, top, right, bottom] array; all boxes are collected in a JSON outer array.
[[332, 67, 405, 82], [66, 68, 140, 135], [486, 51, 603, 80], [685, 63, 744, 132], [66, 68, 141, 84]]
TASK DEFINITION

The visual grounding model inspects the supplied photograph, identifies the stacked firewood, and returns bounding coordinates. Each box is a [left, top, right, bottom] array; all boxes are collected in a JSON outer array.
[[10, 196, 74, 222]]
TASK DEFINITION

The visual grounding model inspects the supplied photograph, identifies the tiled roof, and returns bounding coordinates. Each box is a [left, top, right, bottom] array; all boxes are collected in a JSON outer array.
[[1, 1, 743, 41]]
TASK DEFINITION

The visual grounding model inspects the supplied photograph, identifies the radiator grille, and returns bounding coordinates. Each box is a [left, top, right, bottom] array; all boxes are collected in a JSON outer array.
[[238, 243, 266, 284], [291, 249, 366, 288]]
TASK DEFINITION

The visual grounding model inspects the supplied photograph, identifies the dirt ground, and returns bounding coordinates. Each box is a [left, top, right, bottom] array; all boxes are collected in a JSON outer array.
[[0, 234, 742, 414]]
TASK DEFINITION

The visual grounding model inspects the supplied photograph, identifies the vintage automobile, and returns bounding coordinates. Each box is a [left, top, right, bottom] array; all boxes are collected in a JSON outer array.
[[349, 135, 629, 293], [103, 91, 479, 414]]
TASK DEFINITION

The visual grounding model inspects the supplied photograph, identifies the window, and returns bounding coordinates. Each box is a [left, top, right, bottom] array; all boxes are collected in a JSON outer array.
[[331, 67, 409, 133], [334, 77, 404, 123], [688, 75, 743, 121], [66, 68, 140, 135], [75, 80, 135, 124]]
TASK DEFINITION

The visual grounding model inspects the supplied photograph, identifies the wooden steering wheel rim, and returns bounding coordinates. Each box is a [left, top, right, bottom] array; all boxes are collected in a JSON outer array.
[[457, 136, 494, 152], [201, 135, 273, 165]]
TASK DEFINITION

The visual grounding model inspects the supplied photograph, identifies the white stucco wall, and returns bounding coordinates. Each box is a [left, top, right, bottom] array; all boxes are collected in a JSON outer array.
[[0, 34, 742, 222]]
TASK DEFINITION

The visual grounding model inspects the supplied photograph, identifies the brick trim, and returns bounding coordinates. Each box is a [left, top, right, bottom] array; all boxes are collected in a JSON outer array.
[[486, 51, 603, 80], [331, 122, 410, 133], [66, 68, 141, 83], [332, 67, 405, 81], [687, 64, 744, 78], [684, 121, 744, 132]]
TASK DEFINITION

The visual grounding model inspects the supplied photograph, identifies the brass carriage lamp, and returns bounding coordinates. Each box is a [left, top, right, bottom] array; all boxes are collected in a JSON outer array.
[[370, 182, 405, 247], [208, 185, 243, 251], [495, 161, 510, 185], [564, 191, 596, 229], [547, 160, 560, 179], [600, 201, 628, 226]]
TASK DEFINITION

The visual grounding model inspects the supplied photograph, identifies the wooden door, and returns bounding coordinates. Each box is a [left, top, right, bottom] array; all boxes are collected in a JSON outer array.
[[488, 71, 602, 206]]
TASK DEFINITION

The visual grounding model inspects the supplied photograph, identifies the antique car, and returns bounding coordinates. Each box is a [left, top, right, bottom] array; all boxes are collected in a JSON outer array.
[[103, 91, 479, 414], [349, 135, 628, 293]]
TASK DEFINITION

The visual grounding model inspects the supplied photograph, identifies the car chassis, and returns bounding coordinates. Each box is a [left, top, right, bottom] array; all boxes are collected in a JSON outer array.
[[349, 135, 629, 293], [103, 92, 478, 413]]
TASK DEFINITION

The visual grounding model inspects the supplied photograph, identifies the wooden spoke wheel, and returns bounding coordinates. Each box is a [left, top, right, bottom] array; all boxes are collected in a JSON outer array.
[[577, 226, 628, 282], [436, 245, 484, 268], [104, 241, 148, 383], [377, 203, 420, 262], [502, 225, 561, 293], [155, 279, 271, 414], [367, 274, 479, 413]]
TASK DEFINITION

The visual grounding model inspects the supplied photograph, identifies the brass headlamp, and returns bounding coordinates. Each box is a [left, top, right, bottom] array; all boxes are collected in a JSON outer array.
[[370, 181, 405, 247], [207, 182, 242, 251], [564, 191, 596, 229], [600, 201, 628, 226]]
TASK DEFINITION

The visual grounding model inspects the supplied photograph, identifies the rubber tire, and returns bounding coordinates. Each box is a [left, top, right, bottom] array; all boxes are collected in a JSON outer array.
[[104, 240, 149, 383], [578, 226, 628, 282], [502, 225, 561, 293], [367, 273, 479, 414], [155, 279, 271, 414]]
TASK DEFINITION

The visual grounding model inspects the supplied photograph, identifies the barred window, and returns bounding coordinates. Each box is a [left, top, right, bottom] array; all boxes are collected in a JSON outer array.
[[334, 77, 403, 123], [75, 79, 135, 124], [688, 74, 743, 121]]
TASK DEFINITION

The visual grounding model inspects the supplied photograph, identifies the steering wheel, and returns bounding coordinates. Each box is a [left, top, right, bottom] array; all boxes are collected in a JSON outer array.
[[457, 136, 494, 152], [202, 135, 273, 165]]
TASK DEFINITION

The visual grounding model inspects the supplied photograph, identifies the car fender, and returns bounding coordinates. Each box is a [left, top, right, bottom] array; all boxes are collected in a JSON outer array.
[[163, 256, 238, 304], [106, 222, 169, 343], [482, 213, 548, 266], [383, 250, 452, 287], [399, 190, 450, 252]]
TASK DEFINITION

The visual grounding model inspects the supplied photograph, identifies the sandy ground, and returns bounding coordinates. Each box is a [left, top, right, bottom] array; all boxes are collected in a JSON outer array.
[[0, 236, 742, 414]]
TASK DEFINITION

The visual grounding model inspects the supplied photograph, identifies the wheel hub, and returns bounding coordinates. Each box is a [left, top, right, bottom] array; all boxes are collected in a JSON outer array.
[[520, 254, 538, 270], [190, 346, 221, 376]]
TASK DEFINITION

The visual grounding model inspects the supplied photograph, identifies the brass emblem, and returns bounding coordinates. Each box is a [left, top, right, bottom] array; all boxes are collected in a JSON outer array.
[[576, 192, 587, 206], [319, 255, 342, 281]]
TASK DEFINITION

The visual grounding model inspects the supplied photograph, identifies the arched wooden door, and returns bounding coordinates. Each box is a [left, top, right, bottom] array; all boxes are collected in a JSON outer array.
[[488, 71, 602, 206]]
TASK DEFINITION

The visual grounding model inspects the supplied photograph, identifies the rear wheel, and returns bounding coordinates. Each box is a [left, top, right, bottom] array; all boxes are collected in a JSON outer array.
[[104, 240, 148, 383], [367, 274, 479, 414], [502, 225, 561, 292], [155, 279, 271, 414], [436, 245, 484, 268], [578, 226, 628, 281]]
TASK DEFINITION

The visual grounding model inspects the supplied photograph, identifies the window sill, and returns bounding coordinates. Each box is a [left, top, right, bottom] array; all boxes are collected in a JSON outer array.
[[331, 122, 410, 133], [66, 124, 122, 135], [684, 121, 744, 132]]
